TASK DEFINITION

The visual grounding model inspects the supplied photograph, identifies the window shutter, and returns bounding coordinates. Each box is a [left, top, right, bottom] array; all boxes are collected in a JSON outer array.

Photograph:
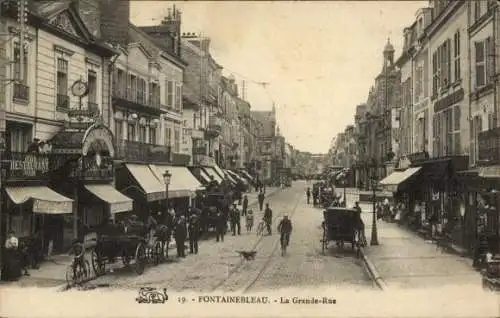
[[0, 40, 5, 107], [486, 37, 493, 84], [447, 39, 451, 87]]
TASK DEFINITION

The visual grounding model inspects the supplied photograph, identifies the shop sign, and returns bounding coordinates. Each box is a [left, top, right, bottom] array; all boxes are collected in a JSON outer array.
[[434, 88, 464, 112], [8, 153, 50, 180], [71, 154, 114, 180], [82, 125, 115, 157]]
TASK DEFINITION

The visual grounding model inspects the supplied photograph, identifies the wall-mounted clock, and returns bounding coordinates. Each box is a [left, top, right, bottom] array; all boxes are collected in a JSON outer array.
[[71, 80, 89, 97]]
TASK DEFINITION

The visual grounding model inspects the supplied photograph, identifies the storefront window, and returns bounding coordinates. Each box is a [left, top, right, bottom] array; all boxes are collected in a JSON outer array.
[[84, 205, 104, 228], [9, 208, 31, 238]]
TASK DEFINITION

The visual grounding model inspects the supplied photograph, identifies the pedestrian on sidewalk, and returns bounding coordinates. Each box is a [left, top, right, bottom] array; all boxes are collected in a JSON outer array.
[[354, 202, 367, 246], [241, 195, 248, 216], [215, 211, 225, 242], [264, 203, 273, 235], [258, 190, 265, 211], [230, 204, 241, 236], [174, 216, 187, 258], [188, 211, 200, 254], [306, 187, 311, 204]]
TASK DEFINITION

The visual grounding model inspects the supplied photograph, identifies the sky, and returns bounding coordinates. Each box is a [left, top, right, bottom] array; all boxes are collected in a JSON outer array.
[[130, 1, 427, 154]]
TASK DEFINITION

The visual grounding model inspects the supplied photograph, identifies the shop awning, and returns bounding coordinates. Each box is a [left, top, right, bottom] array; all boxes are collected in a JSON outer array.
[[212, 164, 226, 180], [222, 169, 238, 184], [124, 164, 166, 202], [199, 168, 213, 184], [378, 167, 421, 193], [227, 169, 247, 184], [84, 184, 133, 214], [5, 186, 73, 214], [239, 170, 254, 181], [150, 165, 204, 198], [203, 167, 223, 183], [478, 165, 500, 179]]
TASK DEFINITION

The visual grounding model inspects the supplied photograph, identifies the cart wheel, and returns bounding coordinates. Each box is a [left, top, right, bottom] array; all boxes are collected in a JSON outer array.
[[134, 242, 146, 275], [153, 241, 162, 265], [91, 249, 106, 277]]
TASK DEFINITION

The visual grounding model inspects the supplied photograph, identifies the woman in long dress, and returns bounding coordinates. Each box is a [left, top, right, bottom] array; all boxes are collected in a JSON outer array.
[[1, 231, 23, 281]]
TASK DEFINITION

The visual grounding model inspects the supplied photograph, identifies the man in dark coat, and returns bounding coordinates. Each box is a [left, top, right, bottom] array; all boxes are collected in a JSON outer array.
[[258, 190, 265, 211], [241, 195, 249, 216], [264, 203, 273, 235], [174, 216, 187, 258], [215, 211, 225, 242], [230, 204, 241, 236], [188, 211, 200, 254], [306, 188, 311, 205]]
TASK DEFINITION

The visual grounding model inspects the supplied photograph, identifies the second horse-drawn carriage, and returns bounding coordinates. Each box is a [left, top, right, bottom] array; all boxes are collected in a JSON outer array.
[[321, 207, 360, 256], [90, 219, 167, 277]]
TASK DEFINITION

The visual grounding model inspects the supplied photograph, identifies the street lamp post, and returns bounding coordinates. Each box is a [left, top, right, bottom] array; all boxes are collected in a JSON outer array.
[[163, 170, 172, 214], [370, 172, 379, 246]]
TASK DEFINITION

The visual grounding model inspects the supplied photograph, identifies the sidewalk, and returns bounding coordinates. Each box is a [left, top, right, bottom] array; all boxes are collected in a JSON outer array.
[[359, 203, 482, 290], [4, 187, 281, 287]]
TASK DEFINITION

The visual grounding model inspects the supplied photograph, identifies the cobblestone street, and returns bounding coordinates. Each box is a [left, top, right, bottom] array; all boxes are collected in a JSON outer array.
[[81, 182, 371, 292]]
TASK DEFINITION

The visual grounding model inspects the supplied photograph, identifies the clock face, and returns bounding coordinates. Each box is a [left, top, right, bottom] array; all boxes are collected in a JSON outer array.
[[71, 80, 88, 97]]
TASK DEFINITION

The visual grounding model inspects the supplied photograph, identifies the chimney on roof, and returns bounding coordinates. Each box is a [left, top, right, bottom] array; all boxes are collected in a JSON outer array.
[[99, 0, 130, 47], [142, 4, 182, 56]]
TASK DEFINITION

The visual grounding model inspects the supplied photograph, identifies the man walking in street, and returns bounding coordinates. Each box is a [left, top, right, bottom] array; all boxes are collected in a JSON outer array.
[[258, 190, 265, 211], [306, 187, 311, 205], [174, 216, 187, 258], [188, 210, 200, 254], [264, 203, 273, 235], [215, 211, 225, 242], [230, 204, 241, 236], [241, 194, 248, 216]]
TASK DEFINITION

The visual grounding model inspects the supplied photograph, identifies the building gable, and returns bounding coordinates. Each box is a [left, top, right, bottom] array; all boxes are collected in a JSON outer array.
[[127, 43, 152, 68], [47, 8, 92, 43]]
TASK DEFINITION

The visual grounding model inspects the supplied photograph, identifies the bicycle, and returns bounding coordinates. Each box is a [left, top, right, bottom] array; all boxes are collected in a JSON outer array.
[[65, 248, 90, 286], [280, 233, 290, 256]]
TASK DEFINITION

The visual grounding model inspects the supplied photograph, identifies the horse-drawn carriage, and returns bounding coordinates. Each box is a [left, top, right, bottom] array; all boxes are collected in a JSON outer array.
[[90, 220, 166, 276], [319, 187, 335, 208], [321, 207, 360, 256], [200, 193, 231, 233]]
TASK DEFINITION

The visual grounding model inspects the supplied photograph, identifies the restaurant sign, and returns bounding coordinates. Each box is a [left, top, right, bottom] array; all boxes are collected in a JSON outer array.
[[7, 153, 50, 180]]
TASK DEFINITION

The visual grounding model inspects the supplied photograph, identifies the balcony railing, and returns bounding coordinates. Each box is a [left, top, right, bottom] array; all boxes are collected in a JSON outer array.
[[478, 127, 500, 165], [57, 94, 69, 109], [112, 88, 161, 109], [116, 140, 171, 163], [13, 83, 29, 102]]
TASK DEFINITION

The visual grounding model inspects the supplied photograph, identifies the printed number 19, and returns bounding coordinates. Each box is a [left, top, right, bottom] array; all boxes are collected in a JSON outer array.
[[178, 296, 186, 304]]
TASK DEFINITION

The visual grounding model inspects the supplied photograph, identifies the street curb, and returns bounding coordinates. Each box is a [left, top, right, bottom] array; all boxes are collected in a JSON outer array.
[[359, 247, 387, 291]]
